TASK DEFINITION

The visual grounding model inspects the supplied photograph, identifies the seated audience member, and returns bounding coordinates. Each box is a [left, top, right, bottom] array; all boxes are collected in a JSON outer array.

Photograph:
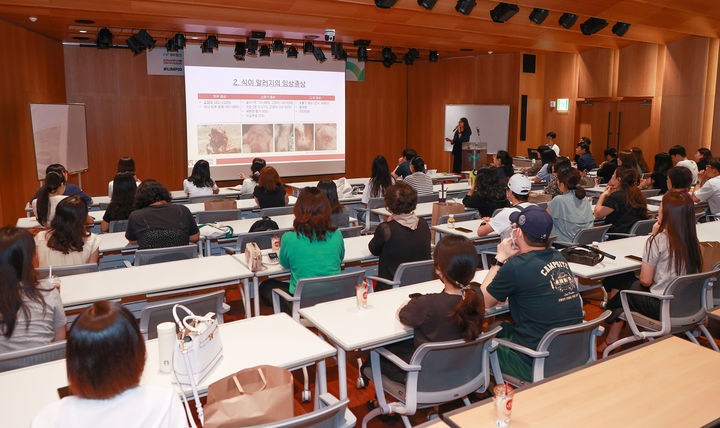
[[546, 131, 560, 156], [237, 158, 266, 194], [617, 151, 639, 176], [696, 148, 712, 172], [358, 155, 395, 223], [596, 148, 618, 184], [534, 149, 557, 182], [32, 171, 67, 227], [640, 153, 672, 194], [494, 150, 514, 181], [573, 137, 591, 163], [463, 166, 510, 217], [600, 192, 701, 353], [594, 168, 648, 234], [35, 196, 100, 267], [667, 166, 694, 194], [693, 157, 720, 214], [317, 180, 350, 227], [368, 182, 431, 289], [0, 227, 66, 353], [259, 187, 345, 310], [477, 174, 534, 239], [101, 172, 137, 232], [575, 142, 597, 171], [31, 302, 186, 428], [253, 166, 288, 208], [543, 157, 572, 198], [631, 147, 650, 174], [183, 159, 219, 197], [31, 164, 91, 206], [524, 145, 550, 177], [481, 206, 584, 382], [548, 168, 594, 242], [669, 144, 699, 184], [107, 157, 140, 198], [363, 235, 485, 386], [402, 157, 433, 195], [125, 180, 199, 249], [392, 148, 417, 179]]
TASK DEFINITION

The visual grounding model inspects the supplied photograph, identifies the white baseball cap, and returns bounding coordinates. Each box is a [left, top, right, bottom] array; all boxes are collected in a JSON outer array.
[[507, 174, 532, 195]]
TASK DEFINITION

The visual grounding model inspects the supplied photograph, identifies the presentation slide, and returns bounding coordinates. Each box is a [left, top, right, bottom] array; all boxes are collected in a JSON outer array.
[[184, 66, 346, 180]]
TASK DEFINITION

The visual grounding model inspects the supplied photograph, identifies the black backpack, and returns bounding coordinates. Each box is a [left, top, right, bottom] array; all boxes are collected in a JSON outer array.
[[249, 216, 279, 232]]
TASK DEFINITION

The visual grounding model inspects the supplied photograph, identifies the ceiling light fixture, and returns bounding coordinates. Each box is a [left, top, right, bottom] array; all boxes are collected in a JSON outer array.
[[165, 38, 179, 52], [382, 47, 397, 68], [375, 0, 399, 8], [417, 0, 438, 10], [313, 47, 327, 62], [246, 38, 258, 55], [287, 46, 298, 58], [96, 27, 113, 49], [303, 41, 314, 54], [529, 8, 549, 25], [490, 3, 519, 23], [403, 48, 420, 65], [612, 22, 631, 37], [273, 40, 284, 52], [429, 50, 438, 62], [558, 13, 578, 29], [201, 41, 213, 53], [234, 42, 246, 60], [173, 33, 186, 49], [580, 17, 608, 35], [455, 0, 476, 15], [259, 45, 271, 56], [205, 35, 219, 49]]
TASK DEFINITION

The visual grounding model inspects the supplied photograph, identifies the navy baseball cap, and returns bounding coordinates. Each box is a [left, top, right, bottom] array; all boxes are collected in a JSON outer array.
[[509, 205, 554, 242]]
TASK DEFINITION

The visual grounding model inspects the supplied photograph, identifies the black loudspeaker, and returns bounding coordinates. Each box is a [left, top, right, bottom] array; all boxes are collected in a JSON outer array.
[[520, 95, 528, 141], [522, 54, 536, 73]]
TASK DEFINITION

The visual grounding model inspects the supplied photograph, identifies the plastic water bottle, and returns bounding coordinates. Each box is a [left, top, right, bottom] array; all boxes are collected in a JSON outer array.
[[448, 214, 456, 229]]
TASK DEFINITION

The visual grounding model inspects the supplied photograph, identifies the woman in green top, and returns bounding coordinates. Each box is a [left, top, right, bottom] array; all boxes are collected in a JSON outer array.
[[259, 187, 345, 312]]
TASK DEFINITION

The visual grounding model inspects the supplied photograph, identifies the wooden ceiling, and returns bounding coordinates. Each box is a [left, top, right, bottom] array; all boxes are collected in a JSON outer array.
[[1, 0, 720, 59]]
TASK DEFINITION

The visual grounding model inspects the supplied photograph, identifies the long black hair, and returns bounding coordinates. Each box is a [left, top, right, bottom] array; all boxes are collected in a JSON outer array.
[[317, 180, 343, 214], [37, 171, 66, 226], [48, 195, 91, 254], [649, 192, 702, 275], [188, 160, 215, 188], [558, 168, 586, 200], [433, 235, 485, 341], [495, 150, 514, 178], [370, 155, 393, 197], [0, 227, 44, 339], [458, 117, 472, 137], [250, 158, 266, 182], [108, 172, 137, 221]]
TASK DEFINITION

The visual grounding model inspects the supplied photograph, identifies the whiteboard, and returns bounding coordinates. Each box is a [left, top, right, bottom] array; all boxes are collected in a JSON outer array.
[[444, 105, 510, 154], [30, 103, 89, 181]]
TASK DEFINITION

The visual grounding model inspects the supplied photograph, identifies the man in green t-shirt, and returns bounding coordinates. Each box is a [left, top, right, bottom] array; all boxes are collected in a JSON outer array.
[[481, 206, 584, 382]]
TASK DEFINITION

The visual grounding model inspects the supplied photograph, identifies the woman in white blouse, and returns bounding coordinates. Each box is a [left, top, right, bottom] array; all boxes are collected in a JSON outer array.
[[183, 159, 219, 197], [34, 195, 100, 267]]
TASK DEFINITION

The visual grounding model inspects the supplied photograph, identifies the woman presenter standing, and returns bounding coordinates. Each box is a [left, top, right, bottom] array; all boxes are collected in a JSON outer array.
[[445, 118, 471, 174]]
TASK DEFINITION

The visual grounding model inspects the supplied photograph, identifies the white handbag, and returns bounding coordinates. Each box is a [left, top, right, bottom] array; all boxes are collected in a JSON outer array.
[[172, 304, 223, 386]]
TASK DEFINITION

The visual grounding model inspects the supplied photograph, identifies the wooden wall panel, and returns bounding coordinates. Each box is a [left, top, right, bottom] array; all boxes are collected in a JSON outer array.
[[578, 48, 615, 99], [0, 20, 66, 227], [712, 49, 720, 153], [617, 43, 658, 98], [659, 36, 711, 153], [543, 52, 579, 157], [518, 54, 546, 156], [345, 61, 407, 178], [407, 54, 520, 171]]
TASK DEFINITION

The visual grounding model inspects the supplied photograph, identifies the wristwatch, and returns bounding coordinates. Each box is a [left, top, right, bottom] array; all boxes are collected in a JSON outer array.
[[494, 259, 505, 268]]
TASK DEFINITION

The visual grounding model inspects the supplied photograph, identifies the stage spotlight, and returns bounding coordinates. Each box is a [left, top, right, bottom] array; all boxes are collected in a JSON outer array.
[[558, 13, 578, 29], [259, 45, 271, 56], [313, 47, 326, 62], [455, 0, 476, 15], [375, 0, 399, 8], [205, 35, 219, 49], [251, 31, 266, 40], [165, 38, 178, 52], [126, 35, 143, 54], [429, 50, 438, 62], [490, 3, 519, 23], [303, 41, 314, 54], [96, 27, 113, 48], [136, 29, 155, 49], [612, 22, 631, 37], [246, 38, 258, 55], [201, 41, 213, 53], [287, 46, 298, 58], [418, 0, 438, 10], [273, 40, 284, 52], [173, 33, 186, 48], [382, 47, 397, 68], [357, 46, 368, 62], [403, 48, 419, 65], [529, 8, 549, 25], [580, 17, 608, 35], [234, 42, 246, 60]]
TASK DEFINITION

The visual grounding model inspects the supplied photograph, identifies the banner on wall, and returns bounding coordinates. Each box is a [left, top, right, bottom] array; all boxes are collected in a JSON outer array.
[[147, 47, 184, 75], [345, 58, 365, 82]]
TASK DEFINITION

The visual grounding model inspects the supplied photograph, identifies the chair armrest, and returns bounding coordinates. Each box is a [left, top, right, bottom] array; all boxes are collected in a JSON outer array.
[[221, 246, 239, 255], [619, 289, 673, 337], [372, 347, 422, 372], [366, 275, 395, 287], [318, 393, 338, 408], [122, 260, 132, 268], [493, 338, 550, 359], [619, 289, 673, 300], [606, 233, 633, 238], [271, 288, 300, 317]]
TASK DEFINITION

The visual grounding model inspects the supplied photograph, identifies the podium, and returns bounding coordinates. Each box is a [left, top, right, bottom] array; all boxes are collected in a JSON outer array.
[[461, 141, 487, 171]]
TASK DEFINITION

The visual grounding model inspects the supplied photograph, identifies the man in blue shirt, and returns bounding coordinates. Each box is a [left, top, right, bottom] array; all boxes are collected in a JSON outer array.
[[30, 164, 92, 205], [392, 148, 417, 179], [575, 142, 597, 172]]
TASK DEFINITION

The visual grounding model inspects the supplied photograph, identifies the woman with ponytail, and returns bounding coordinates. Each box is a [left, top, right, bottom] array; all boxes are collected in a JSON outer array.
[[594, 168, 648, 234], [362, 235, 485, 388], [0, 227, 66, 353], [32, 171, 67, 227], [548, 167, 593, 242]]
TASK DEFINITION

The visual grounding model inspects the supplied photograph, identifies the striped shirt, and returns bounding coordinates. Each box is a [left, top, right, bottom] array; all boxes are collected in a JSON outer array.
[[403, 172, 434, 195]]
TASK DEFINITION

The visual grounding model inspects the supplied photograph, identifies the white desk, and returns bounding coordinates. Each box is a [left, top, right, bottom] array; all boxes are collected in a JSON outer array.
[[287, 178, 369, 196], [371, 200, 470, 219], [60, 254, 255, 316], [17, 210, 104, 229], [238, 234, 376, 317], [184, 195, 297, 214], [299, 271, 509, 400], [431, 219, 500, 243], [432, 182, 470, 195], [0, 313, 335, 428]]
